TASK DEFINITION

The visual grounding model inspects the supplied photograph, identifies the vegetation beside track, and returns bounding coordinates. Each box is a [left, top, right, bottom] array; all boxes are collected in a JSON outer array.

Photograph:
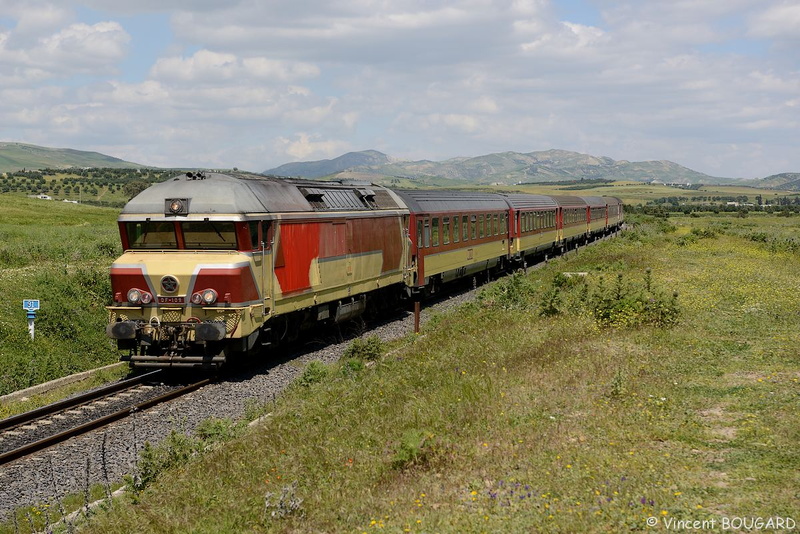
[[0, 195, 121, 398], [59, 212, 799, 533]]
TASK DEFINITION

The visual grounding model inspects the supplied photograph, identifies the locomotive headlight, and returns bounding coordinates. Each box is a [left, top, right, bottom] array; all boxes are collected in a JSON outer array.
[[201, 289, 218, 305], [127, 288, 142, 304], [191, 292, 203, 305], [127, 288, 153, 305], [169, 199, 183, 214]]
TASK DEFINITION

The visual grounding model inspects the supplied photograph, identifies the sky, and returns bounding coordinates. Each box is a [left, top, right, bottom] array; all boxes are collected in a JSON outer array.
[[0, 1, 798, 179]]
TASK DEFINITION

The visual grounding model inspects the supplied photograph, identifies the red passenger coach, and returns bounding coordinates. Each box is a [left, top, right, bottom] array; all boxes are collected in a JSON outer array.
[[394, 190, 511, 292]]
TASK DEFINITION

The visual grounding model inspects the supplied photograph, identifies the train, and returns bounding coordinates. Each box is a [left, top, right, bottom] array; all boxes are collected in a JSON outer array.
[[106, 171, 623, 368]]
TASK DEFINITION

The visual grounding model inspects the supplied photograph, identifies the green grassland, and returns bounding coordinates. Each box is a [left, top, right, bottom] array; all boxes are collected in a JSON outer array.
[[511, 181, 796, 207], [0, 195, 122, 399], [53, 212, 797, 533]]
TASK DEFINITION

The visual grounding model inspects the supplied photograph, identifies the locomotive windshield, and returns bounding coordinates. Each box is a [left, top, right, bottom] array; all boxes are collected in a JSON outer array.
[[125, 221, 238, 250], [126, 222, 177, 249], [180, 221, 237, 250]]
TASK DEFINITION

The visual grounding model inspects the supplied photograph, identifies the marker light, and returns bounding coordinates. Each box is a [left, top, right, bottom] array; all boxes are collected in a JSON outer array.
[[191, 292, 203, 305]]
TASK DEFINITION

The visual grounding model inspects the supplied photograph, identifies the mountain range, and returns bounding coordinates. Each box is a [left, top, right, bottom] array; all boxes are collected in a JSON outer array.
[[264, 149, 796, 188], [1, 142, 797, 190]]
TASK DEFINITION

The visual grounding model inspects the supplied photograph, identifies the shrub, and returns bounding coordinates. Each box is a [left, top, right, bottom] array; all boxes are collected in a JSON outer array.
[[392, 428, 433, 470], [297, 360, 329, 387], [342, 335, 384, 361]]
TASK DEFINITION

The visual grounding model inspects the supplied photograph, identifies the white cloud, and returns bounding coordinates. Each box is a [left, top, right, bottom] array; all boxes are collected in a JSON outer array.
[[150, 50, 319, 83], [749, 2, 800, 40], [0, 19, 129, 82], [276, 133, 351, 161]]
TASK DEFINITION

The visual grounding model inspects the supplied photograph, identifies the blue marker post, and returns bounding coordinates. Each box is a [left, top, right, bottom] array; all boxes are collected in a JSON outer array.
[[22, 299, 40, 340]]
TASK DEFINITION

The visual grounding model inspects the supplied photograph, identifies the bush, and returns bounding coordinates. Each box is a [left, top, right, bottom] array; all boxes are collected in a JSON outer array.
[[342, 335, 384, 361], [297, 360, 329, 387]]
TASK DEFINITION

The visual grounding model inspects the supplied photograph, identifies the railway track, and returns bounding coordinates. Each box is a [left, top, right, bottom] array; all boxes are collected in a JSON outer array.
[[0, 371, 213, 466]]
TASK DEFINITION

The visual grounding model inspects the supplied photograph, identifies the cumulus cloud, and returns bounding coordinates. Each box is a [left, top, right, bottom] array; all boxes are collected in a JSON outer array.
[[276, 133, 351, 161], [748, 2, 800, 40], [150, 50, 320, 84], [0, 19, 130, 82]]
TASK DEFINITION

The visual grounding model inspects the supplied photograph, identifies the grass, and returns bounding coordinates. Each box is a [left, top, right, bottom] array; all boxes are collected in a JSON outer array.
[[39, 211, 796, 533], [511, 181, 794, 207], [0, 195, 121, 396]]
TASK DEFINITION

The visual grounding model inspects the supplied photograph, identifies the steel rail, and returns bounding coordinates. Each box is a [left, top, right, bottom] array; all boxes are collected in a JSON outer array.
[[0, 370, 162, 432], [0, 377, 212, 466]]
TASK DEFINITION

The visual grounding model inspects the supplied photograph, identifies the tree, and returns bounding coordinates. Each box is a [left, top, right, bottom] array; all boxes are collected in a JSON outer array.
[[123, 180, 150, 199]]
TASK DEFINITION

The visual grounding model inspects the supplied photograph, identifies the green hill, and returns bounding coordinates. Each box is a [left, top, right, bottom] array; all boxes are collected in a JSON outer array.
[[0, 142, 146, 172], [266, 149, 739, 185]]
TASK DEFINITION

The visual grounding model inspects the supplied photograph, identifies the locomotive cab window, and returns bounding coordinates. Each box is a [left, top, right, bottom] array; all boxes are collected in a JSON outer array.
[[126, 221, 177, 249], [181, 221, 238, 250]]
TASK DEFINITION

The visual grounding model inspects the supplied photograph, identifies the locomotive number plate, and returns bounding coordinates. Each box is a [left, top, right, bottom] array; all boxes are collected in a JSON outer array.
[[158, 296, 186, 304]]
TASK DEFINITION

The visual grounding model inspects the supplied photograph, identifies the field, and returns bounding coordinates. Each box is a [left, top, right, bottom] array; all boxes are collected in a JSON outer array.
[[50, 211, 797, 533], [0, 195, 121, 400], [510, 181, 796, 207]]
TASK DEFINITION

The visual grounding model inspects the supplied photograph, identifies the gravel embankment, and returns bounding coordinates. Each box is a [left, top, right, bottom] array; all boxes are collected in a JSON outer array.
[[0, 288, 477, 521]]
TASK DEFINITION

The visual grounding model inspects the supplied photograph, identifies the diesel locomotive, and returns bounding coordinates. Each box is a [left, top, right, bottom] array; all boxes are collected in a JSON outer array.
[[106, 171, 623, 368]]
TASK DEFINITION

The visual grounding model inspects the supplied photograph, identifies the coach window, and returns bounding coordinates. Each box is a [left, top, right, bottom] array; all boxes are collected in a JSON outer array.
[[417, 220, 423, 248], [471, 215, 477, 240], [453, 216, 460, 243], [493, 214, 498, 235], [443, 217, 451, 245], [478, 215, 484, 239], [423, 219, 431, 248], [431, 217, 440, 247], [462, 215, 469, 241]]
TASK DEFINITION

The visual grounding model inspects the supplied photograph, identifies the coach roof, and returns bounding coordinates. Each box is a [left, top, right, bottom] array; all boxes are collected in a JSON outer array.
[[394, 190, 509, 213]]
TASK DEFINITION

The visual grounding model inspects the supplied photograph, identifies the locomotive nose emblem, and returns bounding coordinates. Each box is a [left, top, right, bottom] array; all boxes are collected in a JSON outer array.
[[161, 275, 179, 293]]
